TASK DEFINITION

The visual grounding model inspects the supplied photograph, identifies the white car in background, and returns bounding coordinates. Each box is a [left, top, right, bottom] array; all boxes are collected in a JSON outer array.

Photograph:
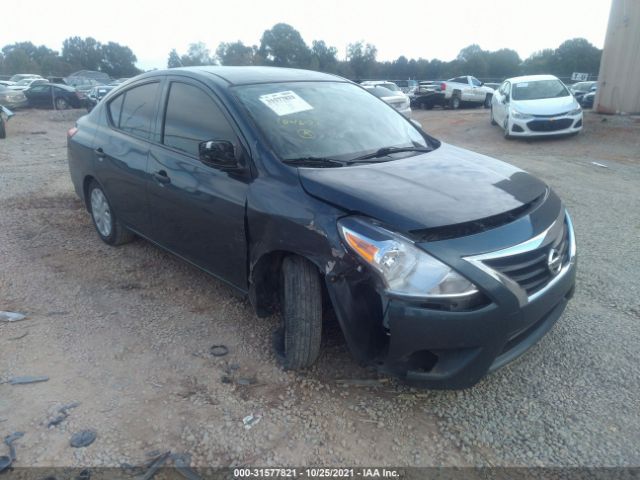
[[491, 75, 583, 138], [363, 85, 412, 118]]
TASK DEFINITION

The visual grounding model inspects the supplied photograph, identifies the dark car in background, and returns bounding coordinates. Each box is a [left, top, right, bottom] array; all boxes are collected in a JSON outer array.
[[85, 84, 116, 112], [67, 66, 576, 389], [578, 86, 597, 109], [570, 81, 597, 103], [25, 83, 84, 109]]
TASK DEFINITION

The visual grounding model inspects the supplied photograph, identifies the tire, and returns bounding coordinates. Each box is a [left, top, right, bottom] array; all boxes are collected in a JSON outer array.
[[0, 119, 5, 139], [87, 180, 135, 246], [55, 97, 69, 110], [484, 94, 492, 108], [449, 95, 461, 110], [275, 256, 323, 370], [490, 106, 497, 126]]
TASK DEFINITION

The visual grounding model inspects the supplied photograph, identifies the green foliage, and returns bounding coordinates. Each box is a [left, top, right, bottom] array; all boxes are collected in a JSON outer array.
[[259, 23, 311, 68], [347, 41, 378, 79], [0, 25, 602, 83], [100, 42, 140, 77], [216, 42, 257, 66], [0, 37, 141, 77]]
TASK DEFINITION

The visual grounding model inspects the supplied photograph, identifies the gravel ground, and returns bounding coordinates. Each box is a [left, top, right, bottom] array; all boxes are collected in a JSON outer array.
[[0, 107, 639, 469]]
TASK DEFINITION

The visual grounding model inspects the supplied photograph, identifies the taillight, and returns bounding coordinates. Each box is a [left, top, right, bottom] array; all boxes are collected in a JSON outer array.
[[67, 127, 78, 138], [440, 82, 446, 91]]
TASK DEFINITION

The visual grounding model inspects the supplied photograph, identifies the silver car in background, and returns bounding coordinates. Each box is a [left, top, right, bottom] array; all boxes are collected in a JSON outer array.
[[363, 84, 412, 118]]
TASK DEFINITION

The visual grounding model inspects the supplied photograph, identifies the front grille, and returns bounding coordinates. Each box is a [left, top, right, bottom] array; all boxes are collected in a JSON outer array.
[[533, 111, 569, 118], [527, 118, 573, 132], [483, 220, 569, 296]]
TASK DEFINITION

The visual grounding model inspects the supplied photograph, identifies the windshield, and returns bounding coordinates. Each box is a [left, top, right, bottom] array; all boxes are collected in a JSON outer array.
[[234, 82, 428, 162], [512, 80, 570, 101], [16, 79, 33, 86]]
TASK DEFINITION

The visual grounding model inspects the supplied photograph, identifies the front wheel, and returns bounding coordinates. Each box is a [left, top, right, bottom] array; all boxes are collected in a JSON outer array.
[[88, 180, 135, 245], [484, 94, 492, 108], [490, 106, 497, 126], [275, 256, 323, 370], [0, 118, 5, 139], [55, 97, 69, 110]]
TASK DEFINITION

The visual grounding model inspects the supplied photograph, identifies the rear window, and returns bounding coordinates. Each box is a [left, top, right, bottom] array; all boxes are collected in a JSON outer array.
[[109, 82, 159, 139]]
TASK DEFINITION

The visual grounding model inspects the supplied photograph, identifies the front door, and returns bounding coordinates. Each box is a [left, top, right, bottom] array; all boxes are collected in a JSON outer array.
[[147, 79, 249, 290]]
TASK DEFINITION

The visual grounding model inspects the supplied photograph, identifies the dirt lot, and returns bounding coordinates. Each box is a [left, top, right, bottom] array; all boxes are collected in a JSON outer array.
[[1, 107, 639, 469]]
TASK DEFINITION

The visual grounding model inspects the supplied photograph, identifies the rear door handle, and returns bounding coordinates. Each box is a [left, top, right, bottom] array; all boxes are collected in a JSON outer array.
[[94, 147, 105, 159], [153, 170, 171, 184]]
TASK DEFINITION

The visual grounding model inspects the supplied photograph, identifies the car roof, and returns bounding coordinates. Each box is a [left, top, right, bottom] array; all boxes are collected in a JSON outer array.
[[142, 66, 346, 86], [505, 74, 560, 83]]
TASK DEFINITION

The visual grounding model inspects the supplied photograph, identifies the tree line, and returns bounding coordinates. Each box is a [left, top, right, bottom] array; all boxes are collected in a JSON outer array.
[[0, 23, 602, 82]]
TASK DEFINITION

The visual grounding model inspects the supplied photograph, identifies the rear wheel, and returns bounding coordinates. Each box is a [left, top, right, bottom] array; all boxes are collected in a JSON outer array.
[[483, 94, 492, 108], [55, 97, 69, 110], [274, 256, 323, 370], [449, 95, 461, 110], [0, 118, 5, 139], [88, 180, 135, 246], [490, 106, 497, 125]]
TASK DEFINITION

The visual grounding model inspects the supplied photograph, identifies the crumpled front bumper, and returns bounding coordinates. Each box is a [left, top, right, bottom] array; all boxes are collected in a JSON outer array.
[[380, 261, 575, 389]]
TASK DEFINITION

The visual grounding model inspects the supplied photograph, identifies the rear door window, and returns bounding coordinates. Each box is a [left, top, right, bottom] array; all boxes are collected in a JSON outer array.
[[110, 82, 159, 140], [162, 82, 235, 157], [108, 94, 124, 126]]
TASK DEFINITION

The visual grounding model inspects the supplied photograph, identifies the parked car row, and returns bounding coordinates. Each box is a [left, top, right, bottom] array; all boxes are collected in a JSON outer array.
[[0, 73, 130, 111]]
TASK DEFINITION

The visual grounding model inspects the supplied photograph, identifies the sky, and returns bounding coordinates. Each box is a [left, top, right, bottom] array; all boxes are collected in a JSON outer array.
[[1, 0, 611, 70]]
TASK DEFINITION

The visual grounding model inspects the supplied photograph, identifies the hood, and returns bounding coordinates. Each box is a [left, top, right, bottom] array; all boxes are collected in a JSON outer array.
[[511, 95, 579, 115], [298, 143, 547, 233]]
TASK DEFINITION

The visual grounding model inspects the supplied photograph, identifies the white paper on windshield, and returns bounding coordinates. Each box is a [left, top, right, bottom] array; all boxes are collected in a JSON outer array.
[[516, 83, 529, 88], [259, 91, 313, 116]]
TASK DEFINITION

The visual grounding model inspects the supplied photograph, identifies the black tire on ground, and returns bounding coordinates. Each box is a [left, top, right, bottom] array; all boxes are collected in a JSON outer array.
[[55, 97, 69, 110], [87, 180, 135, 246], [449, 95, 461, 109], [275, 256, 323, 370], [425, 102, 434, 110], [0, 119, 5, 139], [484, 94, 492, 108], [490, 106, 497, 125]]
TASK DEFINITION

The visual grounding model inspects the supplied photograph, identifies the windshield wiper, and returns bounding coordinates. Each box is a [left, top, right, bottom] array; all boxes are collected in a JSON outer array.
[[349, 146, 432, 163], [283, 157, 347, 168]]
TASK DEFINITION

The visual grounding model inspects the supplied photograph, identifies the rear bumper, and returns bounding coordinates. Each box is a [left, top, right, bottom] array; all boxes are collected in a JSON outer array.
[[379, 261, 576, 389]]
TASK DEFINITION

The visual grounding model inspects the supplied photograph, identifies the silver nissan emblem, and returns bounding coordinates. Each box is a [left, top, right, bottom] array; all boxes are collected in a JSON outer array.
[[547, 248, 562, 275]]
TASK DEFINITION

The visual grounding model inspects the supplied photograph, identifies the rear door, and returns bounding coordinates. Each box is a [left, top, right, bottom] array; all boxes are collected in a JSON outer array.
[[147, 78, 249, 290], [92, 80, 162, 235]]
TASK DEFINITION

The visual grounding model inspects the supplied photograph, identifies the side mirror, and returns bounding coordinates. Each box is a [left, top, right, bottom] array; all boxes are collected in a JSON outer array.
[[410, 118, 422, 130], [503, 94, 510, 104], [198, 140, 239, 170]]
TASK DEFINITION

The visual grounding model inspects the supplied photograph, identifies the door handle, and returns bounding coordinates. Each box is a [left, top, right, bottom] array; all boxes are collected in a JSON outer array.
[[94, 147, 105, 159], [153, 170, 171, 184]]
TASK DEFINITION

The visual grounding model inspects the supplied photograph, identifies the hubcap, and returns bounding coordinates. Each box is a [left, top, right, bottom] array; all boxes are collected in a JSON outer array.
[[90, 188, 112, 237]]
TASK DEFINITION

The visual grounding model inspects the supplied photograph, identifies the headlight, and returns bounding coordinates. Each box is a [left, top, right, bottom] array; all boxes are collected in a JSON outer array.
[[511, 109, 533, 120], [337, 217, 479, 299], [569, 107, 582, 116]]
